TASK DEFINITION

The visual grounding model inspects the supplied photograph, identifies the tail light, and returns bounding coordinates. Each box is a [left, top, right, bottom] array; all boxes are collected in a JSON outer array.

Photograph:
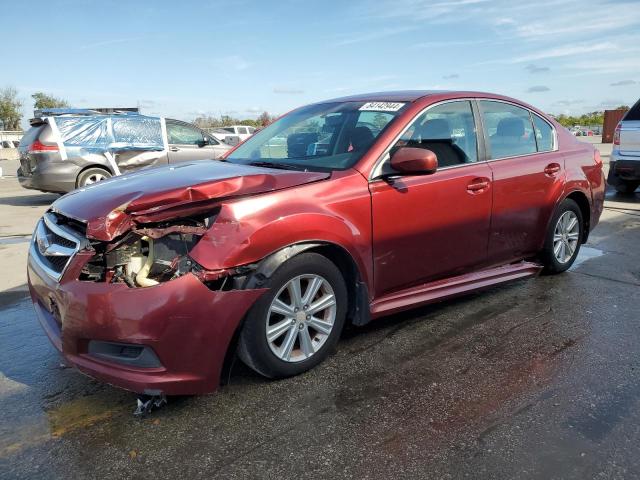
[[613, 123, 621, 145], [28, 140, 59, 152]]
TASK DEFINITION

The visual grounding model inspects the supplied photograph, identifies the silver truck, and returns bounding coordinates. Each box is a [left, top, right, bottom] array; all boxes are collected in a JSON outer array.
[[609, 100, 640, 194]]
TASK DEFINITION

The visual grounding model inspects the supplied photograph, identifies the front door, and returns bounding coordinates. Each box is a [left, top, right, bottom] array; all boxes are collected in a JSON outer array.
[[370, 100, 493, 297], [166, 120, 228, 163]]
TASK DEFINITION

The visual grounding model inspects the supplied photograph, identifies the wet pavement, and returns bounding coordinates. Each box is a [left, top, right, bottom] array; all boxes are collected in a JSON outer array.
[[1, 188, 639, 479]]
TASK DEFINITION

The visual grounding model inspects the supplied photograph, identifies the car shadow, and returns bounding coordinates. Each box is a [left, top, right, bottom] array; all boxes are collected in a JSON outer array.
[[222, 284, 512, 388], [0, 193, 59, 207], [605, 187, 640, 209], [0, 286, 30, 309]]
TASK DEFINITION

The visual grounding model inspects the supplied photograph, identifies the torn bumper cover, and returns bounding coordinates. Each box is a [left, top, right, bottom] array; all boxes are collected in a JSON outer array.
[[26, 162, 329, 394], [28, 250, 266, 395]]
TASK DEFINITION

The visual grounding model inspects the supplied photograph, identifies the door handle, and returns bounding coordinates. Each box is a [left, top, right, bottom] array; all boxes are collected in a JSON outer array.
[[169, 146, 180, 152], [467, 177, 490, 193], [544, 163, 561, 176]]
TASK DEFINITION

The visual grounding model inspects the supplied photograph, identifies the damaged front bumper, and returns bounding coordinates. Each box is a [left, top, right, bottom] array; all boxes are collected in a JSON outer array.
[[28, 245, 266, 395]]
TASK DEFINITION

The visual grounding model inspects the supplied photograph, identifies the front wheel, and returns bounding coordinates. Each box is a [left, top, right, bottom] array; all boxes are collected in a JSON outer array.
[[540, 198, 583, 274], [237, 252, 348, 379]]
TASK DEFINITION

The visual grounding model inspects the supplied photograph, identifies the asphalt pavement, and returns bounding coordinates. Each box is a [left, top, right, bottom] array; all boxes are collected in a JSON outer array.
[[1, 141, 640, 479]]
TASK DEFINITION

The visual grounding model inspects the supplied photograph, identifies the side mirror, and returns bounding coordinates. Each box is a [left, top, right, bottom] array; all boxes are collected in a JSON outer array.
[[197, 139, 208, 148], [390, 147, 438, 175]]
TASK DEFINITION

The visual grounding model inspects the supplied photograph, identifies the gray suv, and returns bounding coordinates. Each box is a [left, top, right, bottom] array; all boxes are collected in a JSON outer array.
[[608, 100, 640, 194], [18, 110, 230, 193]]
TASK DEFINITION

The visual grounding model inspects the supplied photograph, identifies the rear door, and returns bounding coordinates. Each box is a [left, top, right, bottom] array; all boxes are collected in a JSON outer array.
[[166, 120, 227, 163], [478, 100, 565, 265], [619, 101, 640, 156]]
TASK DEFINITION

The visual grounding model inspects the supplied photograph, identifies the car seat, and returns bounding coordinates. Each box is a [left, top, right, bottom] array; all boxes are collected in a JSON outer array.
[[411, 119, 467, 167]]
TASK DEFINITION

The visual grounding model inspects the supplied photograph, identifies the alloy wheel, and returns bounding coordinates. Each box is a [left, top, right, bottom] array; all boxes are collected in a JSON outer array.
[[553, 211, 580, 264], [265, 274, 336, 363], [83, 173, 107, 185]]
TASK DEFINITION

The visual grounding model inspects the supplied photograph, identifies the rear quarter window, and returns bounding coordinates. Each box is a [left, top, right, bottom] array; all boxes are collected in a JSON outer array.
[[19, 125, 45, 147], [532, 114, 554, 152], [623, 100, 640, 121]]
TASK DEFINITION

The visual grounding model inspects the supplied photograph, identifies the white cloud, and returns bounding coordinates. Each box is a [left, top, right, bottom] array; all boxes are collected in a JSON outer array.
[[527, 85, 550, 93], [513, 43, 616, 63], [514, 9, 640, 38], [611, 80, 637, 87], [567, 57, 640, 74], [273, 87, 304, 94], [333, 26, 417, 46], [525, 64, 550, 73], [78, 37, 143, 50], [219, 55, 251, 71]]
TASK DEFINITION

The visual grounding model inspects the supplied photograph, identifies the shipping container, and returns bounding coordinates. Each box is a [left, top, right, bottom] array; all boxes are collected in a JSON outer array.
[[603, 109, 628, 143]]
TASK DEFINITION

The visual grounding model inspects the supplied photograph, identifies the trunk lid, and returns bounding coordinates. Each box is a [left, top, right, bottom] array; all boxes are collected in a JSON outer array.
[[619, 120, 640, 157]]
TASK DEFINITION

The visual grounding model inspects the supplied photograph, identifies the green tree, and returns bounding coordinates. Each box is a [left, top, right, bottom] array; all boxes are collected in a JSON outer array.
[[192, 112, 273, 130], [554, 111, 605, 128], [239, 118, 260, 127], [372, 113, 389, 130], [0, 86, 23, 130], [32, 91, 69, 110]]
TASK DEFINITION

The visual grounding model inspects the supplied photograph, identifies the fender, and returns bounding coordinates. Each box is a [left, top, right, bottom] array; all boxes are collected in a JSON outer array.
[[240, 241, 372, 326], [243, 242, 323, 289], [188, 170, 374, 291]]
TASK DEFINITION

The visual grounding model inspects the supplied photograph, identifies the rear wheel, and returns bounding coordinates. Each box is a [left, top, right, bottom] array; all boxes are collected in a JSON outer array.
[[77, 167, 111, 187], [614, 181, 639, 195], [237, 252, 347, 379], [540, 198, 583, 274]]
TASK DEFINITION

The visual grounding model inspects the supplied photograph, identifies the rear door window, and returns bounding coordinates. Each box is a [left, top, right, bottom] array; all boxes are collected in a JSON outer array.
[[479, 101, 537, 159], [166, 121, 204, 145]]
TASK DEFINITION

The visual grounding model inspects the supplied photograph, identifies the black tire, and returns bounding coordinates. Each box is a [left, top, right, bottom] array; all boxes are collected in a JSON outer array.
[[237, 252, 348, 379], [540, 198, 583, 274], [76, 167, 112, 188], [614, 181, 639, 195]]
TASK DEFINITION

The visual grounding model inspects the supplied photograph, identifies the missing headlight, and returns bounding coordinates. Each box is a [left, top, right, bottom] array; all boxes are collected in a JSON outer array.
[[80, 230, 204, 287]]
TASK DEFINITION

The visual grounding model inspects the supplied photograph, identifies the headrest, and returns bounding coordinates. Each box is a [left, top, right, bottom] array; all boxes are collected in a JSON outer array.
[[418, 119, 451, 140], [350, 126, 374, 150], [497, 117, 525, 137]]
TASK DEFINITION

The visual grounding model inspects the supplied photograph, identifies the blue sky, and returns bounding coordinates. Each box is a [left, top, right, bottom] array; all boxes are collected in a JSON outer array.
[[4, 0, 640, 127]]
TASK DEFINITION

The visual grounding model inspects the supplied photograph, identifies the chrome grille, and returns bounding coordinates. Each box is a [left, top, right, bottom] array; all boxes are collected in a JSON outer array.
[[30, 212, 86, 280]]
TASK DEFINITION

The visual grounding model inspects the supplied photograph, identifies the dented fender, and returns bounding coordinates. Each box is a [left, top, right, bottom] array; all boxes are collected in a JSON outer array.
[[189, 170, 374, 291]]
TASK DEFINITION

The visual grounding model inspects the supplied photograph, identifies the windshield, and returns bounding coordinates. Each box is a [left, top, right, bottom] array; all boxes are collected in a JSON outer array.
[[225, 101, 407, 171]]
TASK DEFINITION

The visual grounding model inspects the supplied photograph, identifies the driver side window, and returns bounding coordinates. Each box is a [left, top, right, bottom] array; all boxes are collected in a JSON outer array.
[[393, 101, 478, 167]]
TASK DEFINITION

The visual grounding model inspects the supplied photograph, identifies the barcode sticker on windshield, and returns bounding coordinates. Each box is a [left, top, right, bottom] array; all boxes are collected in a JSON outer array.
[[359, 102, 405, 112]]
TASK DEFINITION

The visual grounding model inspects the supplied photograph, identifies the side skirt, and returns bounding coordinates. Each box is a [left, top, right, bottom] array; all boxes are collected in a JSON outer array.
[[370, 261, 543, 318]]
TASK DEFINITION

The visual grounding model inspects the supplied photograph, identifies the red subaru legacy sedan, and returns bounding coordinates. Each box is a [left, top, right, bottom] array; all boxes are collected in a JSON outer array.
[[28, 91, 605, 395]]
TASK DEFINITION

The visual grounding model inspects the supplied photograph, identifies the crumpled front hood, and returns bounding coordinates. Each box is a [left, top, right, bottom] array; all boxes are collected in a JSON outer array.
[[52, 161, 329, 241]]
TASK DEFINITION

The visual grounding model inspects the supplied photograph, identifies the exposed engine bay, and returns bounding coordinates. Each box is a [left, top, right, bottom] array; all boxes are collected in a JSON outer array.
[[79, 214, 213, 288]]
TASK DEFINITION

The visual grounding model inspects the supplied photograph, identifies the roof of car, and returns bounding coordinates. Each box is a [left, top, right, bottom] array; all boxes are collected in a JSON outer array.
[[316, 90, 529, 106], [319, 90, 448, 104]]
